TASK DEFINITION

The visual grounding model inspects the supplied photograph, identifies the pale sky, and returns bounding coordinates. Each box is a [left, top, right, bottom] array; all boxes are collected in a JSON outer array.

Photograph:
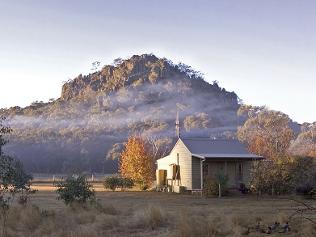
[[0, 0, 315, 123]]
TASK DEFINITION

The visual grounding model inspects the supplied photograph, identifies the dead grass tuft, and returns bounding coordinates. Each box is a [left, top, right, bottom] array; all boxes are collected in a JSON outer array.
[[20, 205, 43, 231], [73, 211, 96, 224], [129, 206, 167, 230], [6, 205, 43, 233], [173, 211, 254, 237], [277, 211, 290, 223], [300, 221, 316, 237], [100, 203, 119, 215], [68, 227, 99, 237], [96, 213, 119, 229]]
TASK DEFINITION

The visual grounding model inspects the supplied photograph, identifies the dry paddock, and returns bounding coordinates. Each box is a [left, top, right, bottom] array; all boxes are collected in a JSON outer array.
[[2, 186, 316, 237]]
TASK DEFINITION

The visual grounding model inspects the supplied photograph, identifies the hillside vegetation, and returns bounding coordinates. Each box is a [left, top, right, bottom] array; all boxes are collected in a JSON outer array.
[[1, 54, 315, 173], [1, 54, 240, 173]]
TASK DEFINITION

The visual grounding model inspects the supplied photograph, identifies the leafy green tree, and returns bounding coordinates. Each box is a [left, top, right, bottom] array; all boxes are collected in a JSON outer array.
[[103, 176, 134, 191], [103, 176, 120, 191], [120, 177, 134, 190], [1, 117, 33, 237], [55, 175, 95, 205]]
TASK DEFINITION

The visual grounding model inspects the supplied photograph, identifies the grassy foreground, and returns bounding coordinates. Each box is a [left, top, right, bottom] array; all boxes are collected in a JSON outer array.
[[1, 189, 316, 237]]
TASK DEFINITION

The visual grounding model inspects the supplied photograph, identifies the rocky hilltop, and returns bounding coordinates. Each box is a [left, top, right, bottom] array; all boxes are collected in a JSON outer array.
[[1, 54, 241, 173]]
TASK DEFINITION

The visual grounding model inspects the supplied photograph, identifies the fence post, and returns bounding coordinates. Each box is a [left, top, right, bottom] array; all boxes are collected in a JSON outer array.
[[218, 183, 221, 198]]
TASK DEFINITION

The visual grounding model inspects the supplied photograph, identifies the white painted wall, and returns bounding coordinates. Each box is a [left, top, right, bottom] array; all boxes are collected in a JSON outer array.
[[156, 139, 193, 190]]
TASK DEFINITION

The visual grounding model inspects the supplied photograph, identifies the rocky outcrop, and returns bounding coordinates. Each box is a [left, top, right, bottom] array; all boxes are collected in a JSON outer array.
[[1, 54, 241, 173]]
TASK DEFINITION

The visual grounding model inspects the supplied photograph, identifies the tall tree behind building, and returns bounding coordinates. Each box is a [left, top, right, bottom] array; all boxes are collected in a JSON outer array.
[[237, 105, 294, 160]]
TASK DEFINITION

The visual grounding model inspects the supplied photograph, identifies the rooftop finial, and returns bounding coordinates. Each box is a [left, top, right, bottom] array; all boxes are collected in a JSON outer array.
[[175, 103, 186, 138], [176, 109, 180, 138]]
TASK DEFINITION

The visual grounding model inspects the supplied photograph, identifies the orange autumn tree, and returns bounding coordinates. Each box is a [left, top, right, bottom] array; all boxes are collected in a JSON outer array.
[[119, 136, 155, 188]]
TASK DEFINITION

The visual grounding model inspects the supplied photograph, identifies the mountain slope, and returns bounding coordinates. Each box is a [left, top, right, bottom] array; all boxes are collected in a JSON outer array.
[[1, 54, 240, 173]]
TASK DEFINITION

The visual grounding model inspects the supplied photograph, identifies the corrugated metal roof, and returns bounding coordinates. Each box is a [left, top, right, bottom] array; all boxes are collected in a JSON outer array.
[[182, 138, 263, 159]]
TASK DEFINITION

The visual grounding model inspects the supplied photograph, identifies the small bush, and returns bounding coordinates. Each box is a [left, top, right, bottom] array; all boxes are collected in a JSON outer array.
[[55, 175, 95, 205], [203, 174, 229, 197], [239, 183, 250, 194], [121, 177, 134, 190], [103, 176, 134, 191], [103, 176, 120, 191], [296, 184, 316, 199]]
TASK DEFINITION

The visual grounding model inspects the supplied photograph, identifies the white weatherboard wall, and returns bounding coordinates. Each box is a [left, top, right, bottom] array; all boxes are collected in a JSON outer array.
[[157, 139, 193, 190], [156, 155, 175, 180]]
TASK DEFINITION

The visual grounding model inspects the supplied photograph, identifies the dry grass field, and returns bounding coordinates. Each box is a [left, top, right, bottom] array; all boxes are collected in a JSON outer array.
[[1, 183, 316, 237]]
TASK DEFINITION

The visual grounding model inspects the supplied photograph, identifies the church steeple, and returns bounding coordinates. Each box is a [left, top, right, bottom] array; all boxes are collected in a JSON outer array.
[[175, 103, 186, 138], [175, 109, 180, 138]]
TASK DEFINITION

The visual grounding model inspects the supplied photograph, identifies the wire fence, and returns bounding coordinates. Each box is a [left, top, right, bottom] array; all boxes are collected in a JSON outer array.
[[31, 173, 116, 183]]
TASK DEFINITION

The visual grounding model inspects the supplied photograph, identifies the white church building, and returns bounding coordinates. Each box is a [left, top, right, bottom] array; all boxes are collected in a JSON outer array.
[[156, 137, 263, 193]]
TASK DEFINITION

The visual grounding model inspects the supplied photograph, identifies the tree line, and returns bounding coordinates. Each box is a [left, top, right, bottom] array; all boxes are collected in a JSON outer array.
[[237, 105, 316, 196]]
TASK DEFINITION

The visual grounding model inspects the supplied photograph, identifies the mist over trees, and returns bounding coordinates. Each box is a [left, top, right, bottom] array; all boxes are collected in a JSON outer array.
[[289, 122, 316, 157], [0, 54, 314, 174], [0, 54, 240, 173]]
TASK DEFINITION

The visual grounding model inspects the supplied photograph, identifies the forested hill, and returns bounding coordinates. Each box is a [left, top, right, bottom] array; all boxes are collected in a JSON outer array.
[[1, 54, 241, 173]]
